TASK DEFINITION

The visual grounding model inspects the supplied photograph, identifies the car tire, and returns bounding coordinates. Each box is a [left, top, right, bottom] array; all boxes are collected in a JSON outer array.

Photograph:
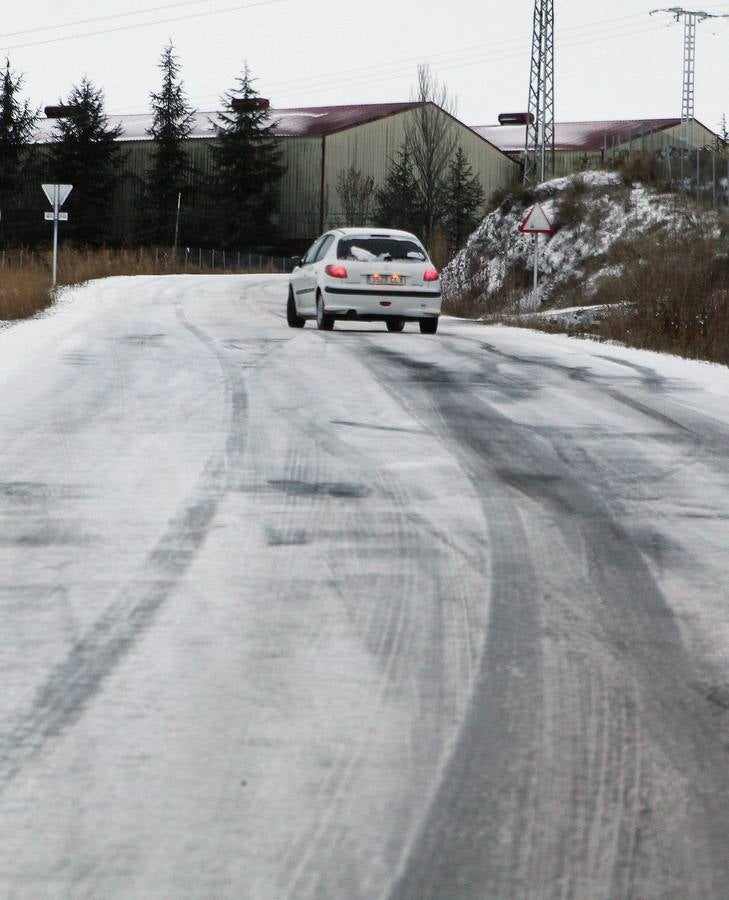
[[287, 289, 306, 328], [316, 293, 335, 331], [419, 318, 439, 335], [386, 319, 405, 332]]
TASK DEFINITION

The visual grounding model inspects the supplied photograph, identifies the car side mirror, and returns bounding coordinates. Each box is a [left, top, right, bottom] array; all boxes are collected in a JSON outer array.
[[290, 255, 302, 269]]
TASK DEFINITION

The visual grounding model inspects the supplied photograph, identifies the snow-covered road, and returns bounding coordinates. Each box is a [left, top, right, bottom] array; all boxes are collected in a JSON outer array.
[[1, 274, 729, 899]]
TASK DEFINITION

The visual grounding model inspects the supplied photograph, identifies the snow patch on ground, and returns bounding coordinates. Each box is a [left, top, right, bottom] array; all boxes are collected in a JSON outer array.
[[442, 171, 717, 313]]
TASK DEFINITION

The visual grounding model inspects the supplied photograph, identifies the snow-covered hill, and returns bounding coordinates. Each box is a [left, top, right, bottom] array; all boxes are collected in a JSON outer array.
[[442, 170, 719, 312]]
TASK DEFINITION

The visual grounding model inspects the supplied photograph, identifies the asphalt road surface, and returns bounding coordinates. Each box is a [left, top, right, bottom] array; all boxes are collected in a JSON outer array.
[[1, 274, 729, 899]]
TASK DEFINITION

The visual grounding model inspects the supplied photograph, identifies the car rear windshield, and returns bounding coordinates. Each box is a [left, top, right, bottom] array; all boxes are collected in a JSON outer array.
[[337, 237, 426, 262]]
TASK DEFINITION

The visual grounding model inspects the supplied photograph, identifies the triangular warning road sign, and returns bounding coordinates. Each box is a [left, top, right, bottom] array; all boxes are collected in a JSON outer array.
[[519, 203, 554, 234]]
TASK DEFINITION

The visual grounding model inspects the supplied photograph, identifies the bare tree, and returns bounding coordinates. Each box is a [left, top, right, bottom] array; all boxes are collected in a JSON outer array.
[[336, 166, 375, 225], [404, 64, 458, 245]]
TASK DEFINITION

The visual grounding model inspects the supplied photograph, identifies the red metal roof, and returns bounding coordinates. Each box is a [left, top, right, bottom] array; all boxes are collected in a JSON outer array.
[[32, 102, 427, 143], [271, 102, 425, 137], [471, 118, 683, 153]]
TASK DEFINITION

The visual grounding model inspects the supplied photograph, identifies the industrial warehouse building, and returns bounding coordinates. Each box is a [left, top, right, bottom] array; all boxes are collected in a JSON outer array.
[[471, 117, 724, 177], [34, 101, 521, 245], [30, 106, 726, 248]]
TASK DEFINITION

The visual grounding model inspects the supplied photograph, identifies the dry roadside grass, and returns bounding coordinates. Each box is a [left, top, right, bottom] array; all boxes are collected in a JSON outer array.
[[0, 265, 54, 321], [494, 231, 729, 367], [447, 184, 729, 367], [0, 246, 282, 321], [595, 232, 729, 365]]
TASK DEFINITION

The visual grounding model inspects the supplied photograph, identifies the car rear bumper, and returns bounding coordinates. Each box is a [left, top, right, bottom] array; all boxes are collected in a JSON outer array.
[[322, 285, 441, 319]]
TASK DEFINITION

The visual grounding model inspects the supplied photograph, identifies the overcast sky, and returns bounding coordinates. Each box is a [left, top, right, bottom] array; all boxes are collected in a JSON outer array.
[[3, 1, 729, 131]]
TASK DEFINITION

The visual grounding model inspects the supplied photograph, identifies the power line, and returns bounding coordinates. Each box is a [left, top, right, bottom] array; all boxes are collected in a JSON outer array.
[[3, 6, 656, 80], [650, 6, 729, 153], [0, 5, 649, 49], [147, 17, 663, 114], [263, 13, 649, 91], [1, 0, 287, 53], [278, 21, 660, 92], [256, 21, 665, 104], [0, 0, 230, 40]]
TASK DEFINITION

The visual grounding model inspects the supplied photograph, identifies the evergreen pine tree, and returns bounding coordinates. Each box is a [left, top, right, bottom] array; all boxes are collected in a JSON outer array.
[[0, 59, 38, 239], [48, 77, 125, 244], [140, 42, 196, 244], [442, 146, 485, 255], [374, 147, 423, 235], [209, 66, 283, 249]]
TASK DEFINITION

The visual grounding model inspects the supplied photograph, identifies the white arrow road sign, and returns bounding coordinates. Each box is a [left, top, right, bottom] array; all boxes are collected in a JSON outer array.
[[519, 202, 554, 234], [42, 184, 73, 208]]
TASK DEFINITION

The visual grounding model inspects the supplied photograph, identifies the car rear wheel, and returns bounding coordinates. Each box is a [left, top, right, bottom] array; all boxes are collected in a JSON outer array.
[[316, 293, 335, 331], [419, 318, 439, 334], [287, 290, 306, 328], [386, 319, 405, 332]]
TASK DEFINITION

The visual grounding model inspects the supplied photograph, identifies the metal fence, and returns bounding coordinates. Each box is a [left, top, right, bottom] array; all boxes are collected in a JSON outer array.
[[0, 248, 42, 268], [0, 245, 296, 273], [177, 246, 294, 272], [662, 148, 729, 208], [608, 145, 729, 209]]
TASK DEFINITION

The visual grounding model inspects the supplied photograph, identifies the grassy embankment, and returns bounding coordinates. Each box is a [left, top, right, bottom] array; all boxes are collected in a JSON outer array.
[[518, 231, 729, 366], [444, 164, 729, 367], [0, 246, 280, 322]]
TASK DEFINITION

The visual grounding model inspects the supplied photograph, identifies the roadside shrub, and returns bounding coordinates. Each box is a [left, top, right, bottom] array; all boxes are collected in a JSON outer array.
[[444, 259, 533, 317], [522, 228, 729, 365], [486, 182, 536, 215], [597, 230, 729, 363], [615, 152, 664, 187], [443, 279, 485, 317], [553, 176, 589, 230]]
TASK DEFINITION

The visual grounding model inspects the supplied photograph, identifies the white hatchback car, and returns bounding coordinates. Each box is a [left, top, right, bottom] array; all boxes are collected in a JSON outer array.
[[287, 228, 441, 333]]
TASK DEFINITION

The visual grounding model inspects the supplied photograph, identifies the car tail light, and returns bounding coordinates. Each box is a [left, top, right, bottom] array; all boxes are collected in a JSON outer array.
[[423, 269, 439, 281], [325, 264, 348, 278]]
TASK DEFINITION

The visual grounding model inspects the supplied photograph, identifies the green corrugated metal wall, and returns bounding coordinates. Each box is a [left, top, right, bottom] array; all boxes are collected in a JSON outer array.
[[545, 121, 724, 177], [322, 108, 520, 236], [110, 107, 520, 243]]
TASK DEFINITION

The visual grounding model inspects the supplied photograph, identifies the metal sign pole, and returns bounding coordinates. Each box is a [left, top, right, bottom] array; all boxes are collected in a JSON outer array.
[[173, 191, 182, 257], [42, 183, 72, 288], [519, 202, 554, 310], [52, 185, 59, 288]]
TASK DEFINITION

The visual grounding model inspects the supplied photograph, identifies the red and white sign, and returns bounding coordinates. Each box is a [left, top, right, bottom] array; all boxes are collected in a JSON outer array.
[[519, 203, 554, 234]]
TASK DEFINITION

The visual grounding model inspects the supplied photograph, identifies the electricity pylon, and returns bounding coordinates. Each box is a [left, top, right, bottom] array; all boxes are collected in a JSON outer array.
[[524, 0, 555, 186], [650, 7, 729, 150]]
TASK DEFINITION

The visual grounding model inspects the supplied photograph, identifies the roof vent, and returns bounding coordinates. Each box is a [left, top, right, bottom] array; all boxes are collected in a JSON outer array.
[[498, 112, 534, 126], [44, 105, 83, 119], [231, 97, 270, 112]]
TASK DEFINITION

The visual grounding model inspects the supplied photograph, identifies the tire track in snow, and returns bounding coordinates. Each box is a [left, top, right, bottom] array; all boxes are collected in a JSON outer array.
[[250, 336, 487, 900], [275, 420, 429, 899], [0, 301, 250, 794], [363, 341, 729, 900]]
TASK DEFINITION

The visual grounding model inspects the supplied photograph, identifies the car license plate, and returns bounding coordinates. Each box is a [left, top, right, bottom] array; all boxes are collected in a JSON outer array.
[[367, 273, 406, 285]]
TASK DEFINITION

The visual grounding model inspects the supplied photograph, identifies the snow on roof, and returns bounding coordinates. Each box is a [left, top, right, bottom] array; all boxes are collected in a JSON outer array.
[[271, 103, 424, 137], [470, 118, 684, 153], [31, 102, 426, 144]]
